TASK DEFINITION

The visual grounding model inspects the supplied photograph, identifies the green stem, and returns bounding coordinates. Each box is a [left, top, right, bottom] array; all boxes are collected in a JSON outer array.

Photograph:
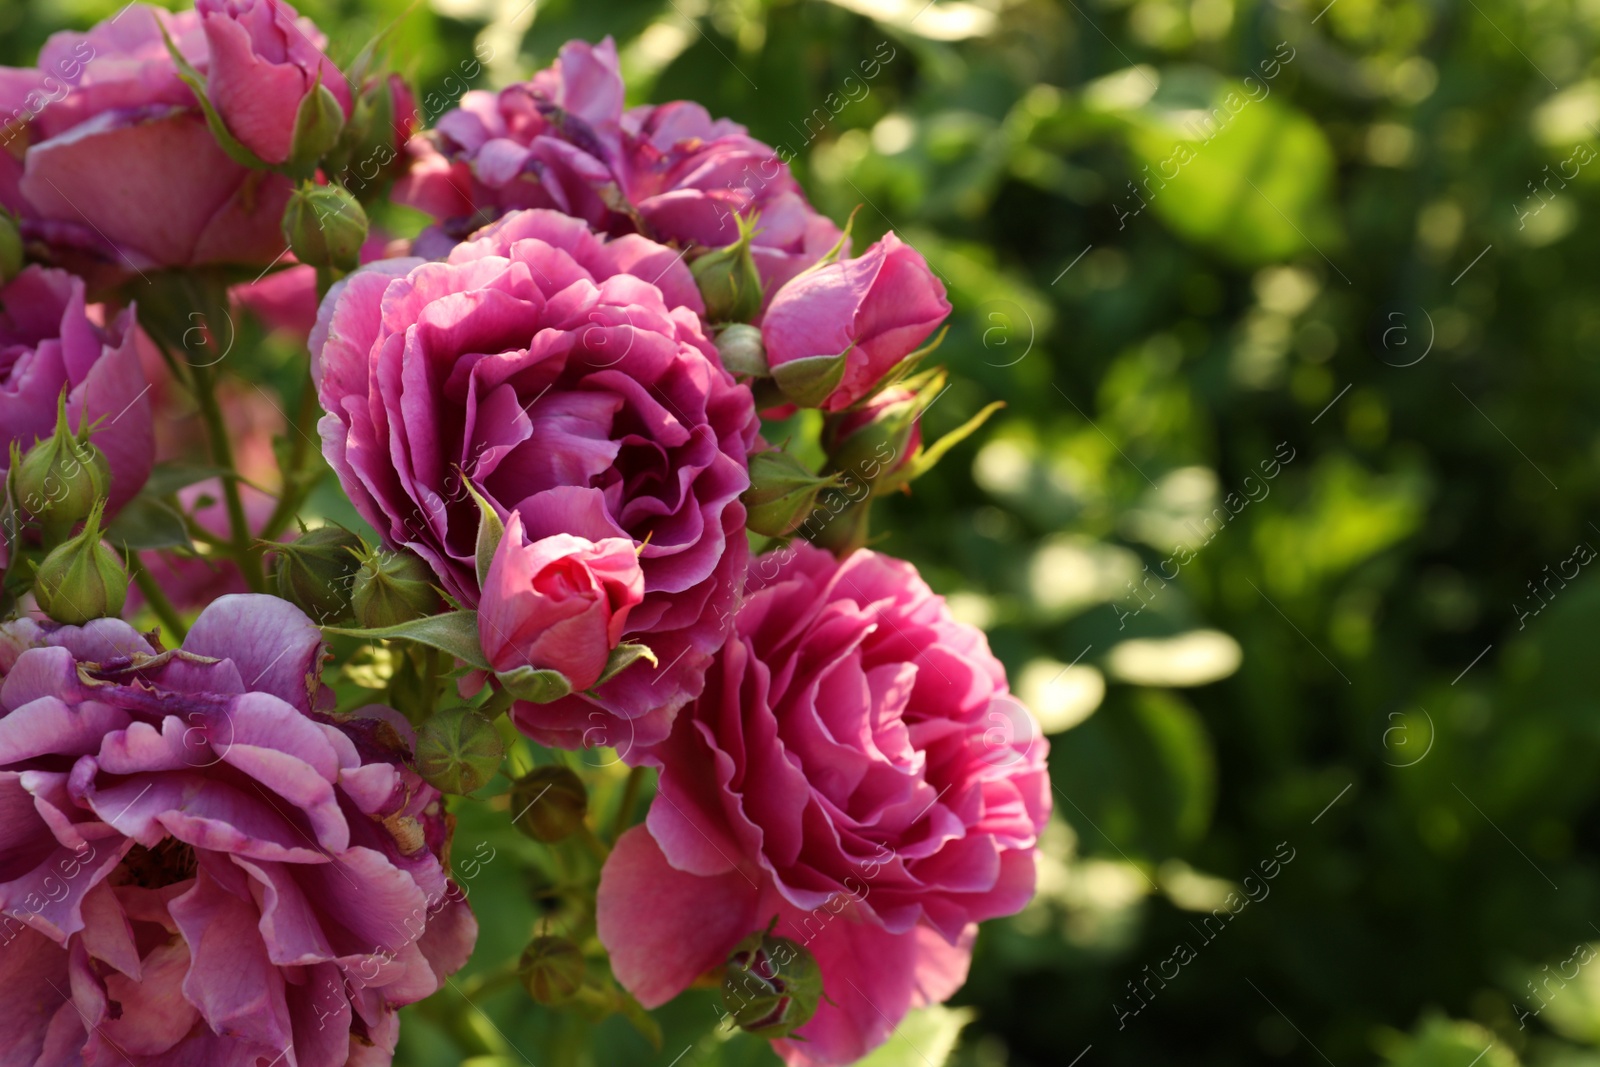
[[609, 766, 646, 843], [575, 823, 610, 864], [130, 558, 188, 642], [188, 360, 263, 592], [258, 379, 322, 543]]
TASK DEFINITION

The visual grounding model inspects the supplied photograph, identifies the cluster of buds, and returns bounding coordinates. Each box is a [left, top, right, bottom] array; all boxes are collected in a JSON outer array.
[[4, 396, 128, 624]]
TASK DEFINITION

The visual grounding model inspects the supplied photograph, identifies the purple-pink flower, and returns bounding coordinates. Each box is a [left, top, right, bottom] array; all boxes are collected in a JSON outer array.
[[597, 544, 1050, 1066], [0, 594, 477, 1066], [0, 2, 336, 273], [479, 512, 645, 692], [311, 208, 757, 755], [395, 38, 842, 298], [762, 232, 950, 411], [1, 265, 153, 515]]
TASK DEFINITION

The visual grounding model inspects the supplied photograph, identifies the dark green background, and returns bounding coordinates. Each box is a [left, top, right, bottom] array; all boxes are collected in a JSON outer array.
[[7, 0, 1597, 1064]]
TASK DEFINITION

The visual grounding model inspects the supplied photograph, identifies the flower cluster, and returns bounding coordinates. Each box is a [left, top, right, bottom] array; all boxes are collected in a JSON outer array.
[[0, 6, 1047, 1065]]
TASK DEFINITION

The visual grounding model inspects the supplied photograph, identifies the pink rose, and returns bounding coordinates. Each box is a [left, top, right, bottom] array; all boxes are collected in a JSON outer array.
[[762, 232, 951, 411], [0, 3, 330, 272], [598, 544, 1049, 1066], [479, 512, 645, 691], [0, 266, 152, 515], [198, 0, 353, 165], [0, 595, 477, 1066], [311, 208, 757, 755], [395, 38, 842, 298]]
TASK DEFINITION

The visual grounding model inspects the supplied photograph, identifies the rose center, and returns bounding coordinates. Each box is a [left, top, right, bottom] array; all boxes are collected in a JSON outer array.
[[112, 837, 198, 889]]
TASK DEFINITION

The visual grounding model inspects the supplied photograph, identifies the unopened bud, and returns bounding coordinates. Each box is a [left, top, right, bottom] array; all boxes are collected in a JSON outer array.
[[742, 450, 840, 538], [715, 323, 768, 378], [721, 926, 823, 1039], [32, 500, 126, 625], [351, 548, 442, 629], [282, 183, 368, 272], [691, 214, 763, 324], [821, 385, 921, 491], [274, 523, 364, 624], [520, 935, 587, 1005], [287, 79, 346, 170], [0, 211, 22, 283], [414, 707, 505, 795], [510, 765, 588, 843], [10, 392, 111, 545]]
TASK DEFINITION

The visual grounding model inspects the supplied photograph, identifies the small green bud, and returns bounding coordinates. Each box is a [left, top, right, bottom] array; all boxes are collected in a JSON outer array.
[[820, 385, 923, 493], [287, 79, 346, 171], [691, 214, 764, 324], [10, 392, 110, 545], [741, 450, 841, 538], [721, 926, 823, 1039], [519, 935, 586, 1005], [0, 211, 22, 283], [510, 765, 588, 843], [32, 500, 127, 625], [274, 523, 364, 624], [715, 323, 768, 378], [282, 183, 367, 272], [351, 548, 442, 629], [414, 707, 505, 795]]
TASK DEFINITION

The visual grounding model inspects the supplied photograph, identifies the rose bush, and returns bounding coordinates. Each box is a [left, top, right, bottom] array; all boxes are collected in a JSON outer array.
[[311, 207, 758, 753], [1, 265, 152, 515], [0, 594, 476, 1066], [598, 543, 1050, 1065], [395, 38, 842, 297]]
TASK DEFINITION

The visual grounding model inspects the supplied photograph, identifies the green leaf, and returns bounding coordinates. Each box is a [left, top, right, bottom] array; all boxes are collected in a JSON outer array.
[[596, 642, 658, 686], [158, 22, 269, 171], [142, 463, 226, 499], [323, 610, 489, 670], [493, 665, 573, 703], [105, 494, 193, 552], [854, 1005, 974, 1067]]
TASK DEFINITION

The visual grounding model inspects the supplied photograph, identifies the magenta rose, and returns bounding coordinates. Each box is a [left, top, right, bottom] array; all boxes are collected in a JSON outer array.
[[0, 3, 335, 272], [0, 595, 477, 1066], [395, 37, 842, 296], [597, 544, 1050, 1066], [762, 232, 951, 411], [1, 265, 153, 515], [479, 511, 645, 691], [311, 208, 757, 754]]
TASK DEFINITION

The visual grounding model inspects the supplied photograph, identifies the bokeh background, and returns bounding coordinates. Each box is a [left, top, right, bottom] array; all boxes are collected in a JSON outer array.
[[7, 0, 1598, 1064]]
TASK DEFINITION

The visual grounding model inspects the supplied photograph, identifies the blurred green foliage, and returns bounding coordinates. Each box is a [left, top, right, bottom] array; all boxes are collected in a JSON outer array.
[[11, 0, 1600, 1063]]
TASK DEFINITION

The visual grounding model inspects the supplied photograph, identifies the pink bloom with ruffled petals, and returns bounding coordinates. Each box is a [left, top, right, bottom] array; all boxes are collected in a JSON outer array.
[[0, 595, 477, 1067], [597, 544, 1050, 1066], [311, 208, 757, 756]]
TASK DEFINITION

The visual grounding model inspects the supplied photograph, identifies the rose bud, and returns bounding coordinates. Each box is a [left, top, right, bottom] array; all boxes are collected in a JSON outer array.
[[478, 513, 645, 692], [824, 369, 1003, 497], [197, 0, 353, 167], [510, 765, 589, 843], [273, 522, 364, 624], [715, 323, 769, 379], [521, 935, 587, 1005], [9, 393, 111, 546], [762, 232, 950, 411], [721, 927, 824, 1040], [31, 500, 127, 625], [282, 183, 369, 272], [0, 212, 21, 283], [414, 707, 506, 795], [352, 546, 443, 628], [742, 450, 842, 539], [691, 214, 764, 324]]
